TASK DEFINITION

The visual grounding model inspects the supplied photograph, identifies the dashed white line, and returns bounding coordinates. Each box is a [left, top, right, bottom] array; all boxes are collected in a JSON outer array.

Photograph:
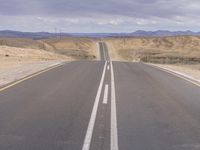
[[103, 84, 109, 104], [82, 61, 107, 150], [110, 61, 119, 150], [107, 65, 110, 70]]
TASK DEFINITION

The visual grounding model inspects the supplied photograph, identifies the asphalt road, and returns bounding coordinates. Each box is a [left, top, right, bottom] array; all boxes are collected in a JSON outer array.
[[99, 42, 110, 61], [0, 42, 200, 150]]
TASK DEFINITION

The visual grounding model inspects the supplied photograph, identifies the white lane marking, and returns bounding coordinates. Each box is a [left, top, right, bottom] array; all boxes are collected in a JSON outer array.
[[107, 65, 110, 70], [110, 61, 119, 150], [147, 64, 200, 87], [103, 84, 109, 104], [82, 61, 107, 150]]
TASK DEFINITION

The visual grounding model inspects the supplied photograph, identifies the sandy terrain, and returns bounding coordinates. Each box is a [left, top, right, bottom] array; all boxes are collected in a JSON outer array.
[[0, 45, 71, 87], [0, 37, 99, 60], [0, 45, 71, 61], [0, 61, 63, 87], [106, 41, 125, 61], [106, 36, 200, 63], [0, 37, 44, 49], [0, 37, 99, 87], [42, 37, 99, 60]]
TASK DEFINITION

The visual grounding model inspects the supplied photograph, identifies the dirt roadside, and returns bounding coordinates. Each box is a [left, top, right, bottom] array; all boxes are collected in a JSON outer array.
[[0, 46, 71, 87]]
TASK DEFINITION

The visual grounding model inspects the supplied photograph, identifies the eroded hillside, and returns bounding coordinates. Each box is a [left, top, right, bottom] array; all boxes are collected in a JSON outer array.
[[0, 37, 99, 60], [106, 36, 200, 64], [42, 37, 98, 60]]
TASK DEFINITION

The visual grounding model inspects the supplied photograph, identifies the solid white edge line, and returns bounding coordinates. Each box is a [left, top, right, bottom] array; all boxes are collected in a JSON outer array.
[[103, 84, 109, 104], [146, 63, 200, 87], [82, 61, 107, 150], [110, 61, 119, 150]]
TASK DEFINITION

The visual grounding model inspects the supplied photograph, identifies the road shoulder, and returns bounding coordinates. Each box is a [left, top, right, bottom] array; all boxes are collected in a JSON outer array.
[[0, 61, 66, 87], [147, 63, 200, 86]]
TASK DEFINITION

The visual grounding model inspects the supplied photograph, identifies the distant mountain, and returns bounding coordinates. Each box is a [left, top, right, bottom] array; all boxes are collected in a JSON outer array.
[[0, 30, 72, 39], [80, 30, 200, 37], [130, 30, 200, 37], [0, 30, 200, 39]]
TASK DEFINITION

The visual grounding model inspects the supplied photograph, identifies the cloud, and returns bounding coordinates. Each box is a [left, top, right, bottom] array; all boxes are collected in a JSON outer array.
[[0, 0, 200, 32], [0, 0, 199, 18]]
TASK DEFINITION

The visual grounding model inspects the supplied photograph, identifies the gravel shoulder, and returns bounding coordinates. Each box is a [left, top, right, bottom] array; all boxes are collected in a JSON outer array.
[[154, 64, 200, 82], [0, 60, 65, 87]]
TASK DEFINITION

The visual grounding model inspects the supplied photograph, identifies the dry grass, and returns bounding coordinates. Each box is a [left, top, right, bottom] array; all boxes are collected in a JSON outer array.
[[0, 37, 99, 60], [0, 37, 99, 86], [42, 37, 99, 60], [2, 35, 200, 64], [0, 45, 70, 61], [0, 37, 44, 49], [106, 36, 200, 64]]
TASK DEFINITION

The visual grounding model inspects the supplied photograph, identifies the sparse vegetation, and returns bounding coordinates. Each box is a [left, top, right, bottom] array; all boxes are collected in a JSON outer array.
[[42, 37, 98, 60], [0, 37, 99, 61], [106, 36, 200, 64], [1, 35, 200, 64]]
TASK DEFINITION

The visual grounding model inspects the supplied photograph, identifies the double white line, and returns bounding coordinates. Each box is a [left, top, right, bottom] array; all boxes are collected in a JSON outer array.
[[82, 61, 119, 150]]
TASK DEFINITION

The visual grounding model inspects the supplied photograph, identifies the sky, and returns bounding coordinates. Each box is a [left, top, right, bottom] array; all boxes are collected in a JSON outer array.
[[0, 0, 200, 33]]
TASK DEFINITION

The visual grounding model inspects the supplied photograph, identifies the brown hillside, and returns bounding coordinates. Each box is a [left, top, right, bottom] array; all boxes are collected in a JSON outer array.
[[106, 36, 200, 64], [42, 37, 98, 60], [0, 37, 98, 60]]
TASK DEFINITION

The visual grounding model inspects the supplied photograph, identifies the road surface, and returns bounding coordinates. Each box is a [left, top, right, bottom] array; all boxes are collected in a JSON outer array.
[[0, 42, 200, 150]]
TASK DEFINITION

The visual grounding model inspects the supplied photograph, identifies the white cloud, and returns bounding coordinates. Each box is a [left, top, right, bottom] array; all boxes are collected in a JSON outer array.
[[97, 19, 124, 26], [1, 0, 200, 33]]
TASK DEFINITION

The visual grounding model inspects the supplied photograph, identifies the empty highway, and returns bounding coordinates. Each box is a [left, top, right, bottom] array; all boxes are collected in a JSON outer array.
[[0, 42, 200, 150]]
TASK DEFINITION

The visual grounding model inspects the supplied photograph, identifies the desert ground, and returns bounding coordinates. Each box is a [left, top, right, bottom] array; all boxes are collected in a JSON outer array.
[[42, 37, 99, 60], [0, 37, 99, 60], [0, 45, 72, 86], [106, 36, 200, 64]]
